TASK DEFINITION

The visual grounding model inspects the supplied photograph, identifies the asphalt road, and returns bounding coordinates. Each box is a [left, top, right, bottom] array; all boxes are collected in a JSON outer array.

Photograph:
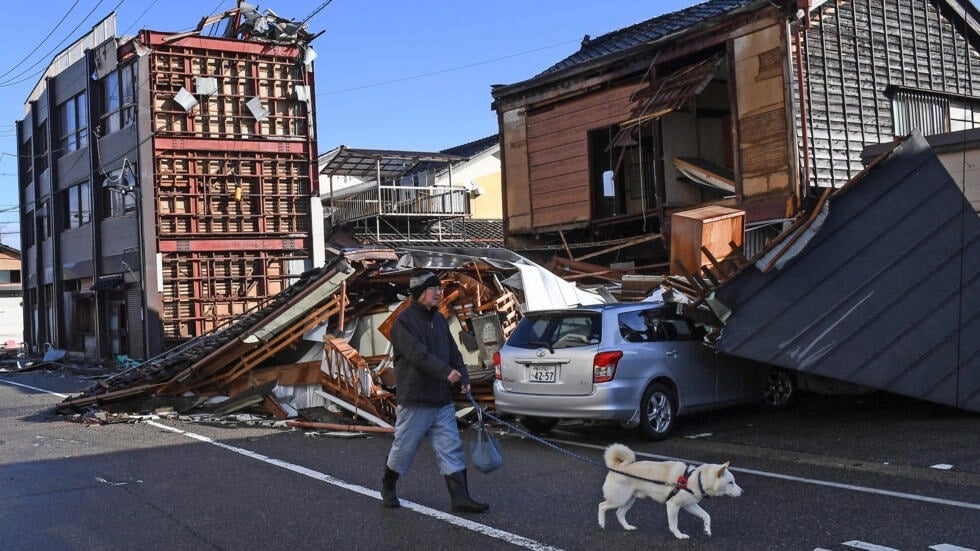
[[1, 368, 978, 551]]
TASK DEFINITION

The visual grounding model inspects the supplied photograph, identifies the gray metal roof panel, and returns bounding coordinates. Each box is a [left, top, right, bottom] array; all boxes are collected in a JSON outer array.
[[713, 132, 980, 412]]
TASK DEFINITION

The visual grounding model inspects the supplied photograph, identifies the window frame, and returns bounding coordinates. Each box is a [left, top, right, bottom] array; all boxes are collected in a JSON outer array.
[[103, 168, 137, 218], [64, 180, 92, 230], [890, 87, 980, 137], [101, 63, 137, 134], [57, 91, 88, 154]]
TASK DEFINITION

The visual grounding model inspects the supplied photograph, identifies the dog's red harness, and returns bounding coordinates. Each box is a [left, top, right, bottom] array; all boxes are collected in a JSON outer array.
[[666, 464, 701, 502]]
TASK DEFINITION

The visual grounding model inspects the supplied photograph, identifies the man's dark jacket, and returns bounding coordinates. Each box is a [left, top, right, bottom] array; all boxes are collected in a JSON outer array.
[[390, 300, 468, 407]]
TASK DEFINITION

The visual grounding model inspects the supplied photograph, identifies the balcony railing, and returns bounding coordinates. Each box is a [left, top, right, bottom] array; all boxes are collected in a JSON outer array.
[[331, 184, 471, 224]]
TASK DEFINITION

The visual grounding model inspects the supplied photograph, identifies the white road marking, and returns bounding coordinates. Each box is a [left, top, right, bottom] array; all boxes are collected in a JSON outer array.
[[0, 378, 70, 397], [8, 381, 562, 549], [145, 420, 565, 551], [10, 379, 979, 548], [551, 439, 980, 511], [843, 541, 899, 551], [930, 464, 954, 470]]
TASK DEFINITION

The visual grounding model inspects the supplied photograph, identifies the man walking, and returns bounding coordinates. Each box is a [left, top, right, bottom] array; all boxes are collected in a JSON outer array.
[[381, 271, 489, 513]]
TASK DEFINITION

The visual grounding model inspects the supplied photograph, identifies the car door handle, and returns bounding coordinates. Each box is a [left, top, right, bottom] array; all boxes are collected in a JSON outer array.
[[665, 350, 678, 358]]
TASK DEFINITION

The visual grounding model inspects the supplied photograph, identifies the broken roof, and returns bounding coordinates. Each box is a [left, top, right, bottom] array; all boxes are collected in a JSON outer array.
[[492, 0, 760, 99], [319, 146, 468, 180], [538, 0, 756, 77], [711, 132, 980, 413]]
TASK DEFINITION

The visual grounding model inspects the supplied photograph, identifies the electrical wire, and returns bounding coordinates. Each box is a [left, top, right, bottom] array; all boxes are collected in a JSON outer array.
[[300, 0, 334, 25], [317, 39, 579, 96], [0, 0, 120, 88], [0, 0, 81, 81]]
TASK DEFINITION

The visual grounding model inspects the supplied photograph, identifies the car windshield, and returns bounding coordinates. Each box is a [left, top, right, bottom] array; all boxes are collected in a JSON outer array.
[[507, 311, 601, 349]]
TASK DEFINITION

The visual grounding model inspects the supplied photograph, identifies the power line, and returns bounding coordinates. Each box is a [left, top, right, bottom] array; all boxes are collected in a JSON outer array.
[[317, 39, 579, 96], [0, 0, 119, 88], [0, 0, 81, 81], [300, 0, 334, 25], [121, 0, 161, 36]]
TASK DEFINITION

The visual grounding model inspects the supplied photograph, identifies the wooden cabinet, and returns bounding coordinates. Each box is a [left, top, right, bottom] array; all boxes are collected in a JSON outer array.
[[670, 206, 744, 276]]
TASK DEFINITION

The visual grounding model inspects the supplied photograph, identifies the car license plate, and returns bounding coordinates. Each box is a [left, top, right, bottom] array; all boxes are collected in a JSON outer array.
[[528, 365, 557, 382]]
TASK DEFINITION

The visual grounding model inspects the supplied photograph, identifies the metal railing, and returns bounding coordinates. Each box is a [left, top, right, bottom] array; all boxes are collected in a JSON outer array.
[[331, 184, 471, 224]]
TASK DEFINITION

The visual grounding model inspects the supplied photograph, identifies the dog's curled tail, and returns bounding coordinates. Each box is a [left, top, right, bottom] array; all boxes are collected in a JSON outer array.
[[603, 443, 636, 468]]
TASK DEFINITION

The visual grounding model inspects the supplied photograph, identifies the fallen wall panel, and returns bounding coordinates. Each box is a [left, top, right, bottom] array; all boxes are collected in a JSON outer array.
[[713, 132, 980, 412]]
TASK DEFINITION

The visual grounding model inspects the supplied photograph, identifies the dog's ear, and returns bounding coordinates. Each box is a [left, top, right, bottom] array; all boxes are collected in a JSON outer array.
[[717, 461, 731, 475]]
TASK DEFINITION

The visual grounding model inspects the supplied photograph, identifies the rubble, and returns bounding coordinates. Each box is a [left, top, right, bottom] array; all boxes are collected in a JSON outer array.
[[55, 244, 603, 428]]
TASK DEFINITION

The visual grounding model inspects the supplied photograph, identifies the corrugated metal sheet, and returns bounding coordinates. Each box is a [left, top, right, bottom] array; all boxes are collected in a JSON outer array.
[[713, 132, 979, 412]]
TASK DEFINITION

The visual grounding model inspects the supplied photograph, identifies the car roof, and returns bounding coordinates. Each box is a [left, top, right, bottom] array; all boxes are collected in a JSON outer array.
[[524, 301, 666, 316]]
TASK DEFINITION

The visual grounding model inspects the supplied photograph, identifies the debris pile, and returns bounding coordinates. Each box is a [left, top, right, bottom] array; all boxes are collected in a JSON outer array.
[[55, 245, 600, 427]]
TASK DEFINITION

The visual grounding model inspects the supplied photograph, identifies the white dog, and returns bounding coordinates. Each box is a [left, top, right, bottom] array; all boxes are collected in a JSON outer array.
[[597, 443, 743, 539]]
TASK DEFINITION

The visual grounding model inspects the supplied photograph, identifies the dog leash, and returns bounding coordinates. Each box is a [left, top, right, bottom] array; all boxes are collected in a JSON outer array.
[[464, 390, 697, 494]]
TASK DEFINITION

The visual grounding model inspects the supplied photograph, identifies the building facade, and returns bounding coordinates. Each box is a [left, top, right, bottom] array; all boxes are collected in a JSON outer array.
[[490, 0, 980, 268], [16, 7, 322, 360]]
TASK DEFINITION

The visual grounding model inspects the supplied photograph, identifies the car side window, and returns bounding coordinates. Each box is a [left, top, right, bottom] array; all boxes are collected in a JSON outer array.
[[618, 308, 695, 342], [618, 311, 649, 342]]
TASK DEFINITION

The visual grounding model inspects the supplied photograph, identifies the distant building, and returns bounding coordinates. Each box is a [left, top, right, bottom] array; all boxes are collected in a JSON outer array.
[[0, 244, 23, 347], [318, 135, 503, 246], [16, 7, 322, 360]]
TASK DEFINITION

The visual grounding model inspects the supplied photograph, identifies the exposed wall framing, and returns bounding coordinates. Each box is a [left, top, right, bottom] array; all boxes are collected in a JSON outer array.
[[145, 31, 317, 345]]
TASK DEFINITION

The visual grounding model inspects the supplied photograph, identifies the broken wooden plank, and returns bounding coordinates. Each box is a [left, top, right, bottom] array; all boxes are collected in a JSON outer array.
[[286, 420, 394, 434]]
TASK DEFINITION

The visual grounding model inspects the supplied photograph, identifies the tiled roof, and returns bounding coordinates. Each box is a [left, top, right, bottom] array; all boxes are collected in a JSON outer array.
[[537, 0, 757, 77], [440, 134, 499, 158]]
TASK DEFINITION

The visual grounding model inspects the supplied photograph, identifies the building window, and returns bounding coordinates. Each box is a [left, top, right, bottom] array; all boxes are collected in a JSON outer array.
[[949, 99, 980, 132], [65, 180, 91, 229], [23, 213, 35, 247], [37, 200, 51, 241], [589, 124, 656, 219], [36, 121, 48, 174], [892, 89, 980, 136], [101, 63, 137, 134], [57, 92, 88, 154], [103, 168, 137, 218], [20, 137, 33, 183]]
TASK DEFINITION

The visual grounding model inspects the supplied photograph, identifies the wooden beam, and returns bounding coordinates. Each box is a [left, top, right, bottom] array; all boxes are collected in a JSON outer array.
[[575, 233, 662, 262], [286, 420, 394, 434]]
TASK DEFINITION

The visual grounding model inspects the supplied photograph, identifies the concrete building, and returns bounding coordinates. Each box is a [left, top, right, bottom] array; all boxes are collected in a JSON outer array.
[[16, 7, 322, 360]]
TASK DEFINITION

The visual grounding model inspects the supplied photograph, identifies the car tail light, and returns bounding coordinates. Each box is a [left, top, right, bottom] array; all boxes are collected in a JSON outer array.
[[593, 351, 622, 383], [493, 350, 501, 380]]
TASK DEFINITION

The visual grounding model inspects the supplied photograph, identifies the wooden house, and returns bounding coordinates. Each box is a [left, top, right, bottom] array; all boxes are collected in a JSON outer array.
[[490, 0, 980, 268]]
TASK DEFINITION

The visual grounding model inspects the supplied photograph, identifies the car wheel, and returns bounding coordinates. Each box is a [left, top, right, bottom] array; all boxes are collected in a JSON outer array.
[[520, 417, 559, 435], [639, 382, 676, 441], [762, 368, 796, 409]]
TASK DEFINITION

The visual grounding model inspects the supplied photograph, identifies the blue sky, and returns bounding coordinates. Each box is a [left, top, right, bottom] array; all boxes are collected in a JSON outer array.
[[0, 0, 693, 247]]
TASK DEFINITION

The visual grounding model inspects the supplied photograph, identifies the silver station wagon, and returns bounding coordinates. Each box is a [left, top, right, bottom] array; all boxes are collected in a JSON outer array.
[[492, 301, 794, 440]]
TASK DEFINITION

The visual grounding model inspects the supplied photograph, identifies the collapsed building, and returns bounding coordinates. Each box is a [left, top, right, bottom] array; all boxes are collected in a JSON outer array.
[[16, 4, 322, 363], [55, 139, 978, 423], [55, 245, 600, 424], [41, 1, 978, 422]]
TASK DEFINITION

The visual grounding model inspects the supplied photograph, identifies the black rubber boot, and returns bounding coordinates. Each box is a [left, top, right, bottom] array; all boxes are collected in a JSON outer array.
[[445, 469, 489, 513], [382, 466, 400, 508]]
